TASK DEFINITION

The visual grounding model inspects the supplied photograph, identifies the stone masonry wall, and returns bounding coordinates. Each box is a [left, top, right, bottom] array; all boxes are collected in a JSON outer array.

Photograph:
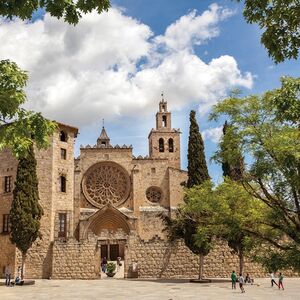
[[125, 235, 266, 279], [0, 148, 18, 278], [52, 236, 100, 279]]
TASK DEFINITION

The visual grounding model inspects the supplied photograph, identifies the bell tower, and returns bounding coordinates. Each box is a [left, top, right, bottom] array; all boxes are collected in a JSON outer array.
[[148, 94, 181, 169]]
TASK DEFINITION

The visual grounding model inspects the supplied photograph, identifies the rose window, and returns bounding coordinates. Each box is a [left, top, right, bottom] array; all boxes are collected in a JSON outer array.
[[82, 162, 130, 208], [146, 186, 163, 203]]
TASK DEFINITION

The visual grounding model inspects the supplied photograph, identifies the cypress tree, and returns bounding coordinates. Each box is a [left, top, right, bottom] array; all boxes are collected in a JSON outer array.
[[221, 121, 231, 177], [10, 144, 43, 279], [187, 110, 210, 188], [221, 121, 244, 181]]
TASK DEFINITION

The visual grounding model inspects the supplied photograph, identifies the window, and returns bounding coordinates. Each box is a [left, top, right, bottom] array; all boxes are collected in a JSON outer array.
[[168, 138, 174, 153], [159, 138, 164, 152], [4, 176, 12, 193], [61, 148, 67, 160], [60, 176, 66, 192], [58, 213, 67, 237], [2, 214, 9, 233], [151, 168, 156, 174], [59, 131, 67, 142], [162, 105, 166, 112], [162, 115, 167, 127]]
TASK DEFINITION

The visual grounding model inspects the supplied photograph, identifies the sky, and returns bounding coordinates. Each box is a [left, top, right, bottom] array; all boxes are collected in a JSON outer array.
[[0, 0, 299, 182]]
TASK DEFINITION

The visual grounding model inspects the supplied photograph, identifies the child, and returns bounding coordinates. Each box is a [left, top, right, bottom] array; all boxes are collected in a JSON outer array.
[[239, 273, 245, 293], [278, 273, 284, 290], [269, 272, 278, 287], [231, 270, 237, 289]]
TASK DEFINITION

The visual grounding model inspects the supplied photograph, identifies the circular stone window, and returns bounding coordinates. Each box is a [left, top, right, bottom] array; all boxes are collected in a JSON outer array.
[[146, 186, 163, 203], [82, 162, 130, 208]]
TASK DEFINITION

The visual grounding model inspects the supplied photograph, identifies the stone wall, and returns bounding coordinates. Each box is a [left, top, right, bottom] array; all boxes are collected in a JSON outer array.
[[52, 236, 100, 279], [0, 149, 18, 278], [0, 124, 78, 279], [0, 235, 16, 278], [125, 235, 266, 279], [52, 126, 77, 239]]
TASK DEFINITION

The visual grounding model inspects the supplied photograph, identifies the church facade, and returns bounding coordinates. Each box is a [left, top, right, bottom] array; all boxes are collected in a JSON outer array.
[[0, 99, 263, 279]]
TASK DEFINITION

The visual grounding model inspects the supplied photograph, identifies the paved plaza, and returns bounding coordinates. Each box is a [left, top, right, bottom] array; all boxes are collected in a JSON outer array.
[[0, 278, 299, 300]]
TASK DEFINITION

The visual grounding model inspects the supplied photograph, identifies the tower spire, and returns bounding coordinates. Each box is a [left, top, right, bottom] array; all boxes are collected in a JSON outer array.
[[97, 120, 111, 147]]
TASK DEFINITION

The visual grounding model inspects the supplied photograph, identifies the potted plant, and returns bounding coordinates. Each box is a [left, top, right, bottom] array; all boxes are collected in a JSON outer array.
[[106, 262, 116, 277]]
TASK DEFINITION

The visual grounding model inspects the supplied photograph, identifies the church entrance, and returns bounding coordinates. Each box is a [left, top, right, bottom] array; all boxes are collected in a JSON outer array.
[[99, 240, 126, 279], [100, 243, 125, 261], [82, 205, 132, 279]]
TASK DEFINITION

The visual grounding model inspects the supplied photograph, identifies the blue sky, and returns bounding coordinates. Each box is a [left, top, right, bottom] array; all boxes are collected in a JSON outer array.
[[1, 0, 299, 182]]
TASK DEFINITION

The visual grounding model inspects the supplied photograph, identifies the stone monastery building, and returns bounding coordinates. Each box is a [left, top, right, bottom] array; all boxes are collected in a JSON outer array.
[[0, 99, 261, 279]]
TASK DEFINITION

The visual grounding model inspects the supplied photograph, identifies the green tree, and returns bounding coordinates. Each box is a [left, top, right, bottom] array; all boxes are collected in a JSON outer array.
[[236, 0, 300, 63], [214, 179, 265, 273], [10, 145, 43, 279], [162, 181, 215, 280], [210, 76, 300, 270], [187, 110, 210, 188], [0, 60, 56, 158], [0, 0, 110, 25], [218, 121, 244, 181], [183, 179, 265, 275], [253, 247, 291, 273]]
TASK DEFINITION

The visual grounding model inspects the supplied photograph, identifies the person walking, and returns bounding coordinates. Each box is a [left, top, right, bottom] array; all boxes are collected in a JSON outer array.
[[239, 273, 245, 293], [269, 272, 278, 287], [5, 264, 12, 287], [101, 257, 107, 273], [278, 272, 284, 290], [116, 256, 122, 272], [231, 270, 237, 289]]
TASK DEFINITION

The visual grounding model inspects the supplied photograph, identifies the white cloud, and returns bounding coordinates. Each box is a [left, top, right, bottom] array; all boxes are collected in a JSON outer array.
[[0, 4, 252, 127], [154, 3, 235, 51], [202, 126, 223, 144]]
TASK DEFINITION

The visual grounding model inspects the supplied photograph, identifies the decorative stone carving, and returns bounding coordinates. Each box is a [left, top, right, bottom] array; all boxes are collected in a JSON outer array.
[[82, 162, 130, 208], [146, 186, 163, 203]]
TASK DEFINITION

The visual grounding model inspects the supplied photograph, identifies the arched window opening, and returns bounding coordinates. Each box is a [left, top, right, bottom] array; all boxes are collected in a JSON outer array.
[[162, 115, 167, 127], [159, 138, 164, 152], [60, 131, 67, 142], [168, 138, 174, 152], [60, 176, 66, 193], [162, 105, 166, 112]]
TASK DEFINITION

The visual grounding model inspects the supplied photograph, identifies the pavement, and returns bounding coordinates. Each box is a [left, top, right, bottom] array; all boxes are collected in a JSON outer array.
[[0, 278, 299, 299]]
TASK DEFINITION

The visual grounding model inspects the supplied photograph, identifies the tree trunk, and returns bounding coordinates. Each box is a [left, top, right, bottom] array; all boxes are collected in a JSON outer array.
[[239, 250, 244, 275], [198, 253, 204, 280], [21, 252, 26, 280]]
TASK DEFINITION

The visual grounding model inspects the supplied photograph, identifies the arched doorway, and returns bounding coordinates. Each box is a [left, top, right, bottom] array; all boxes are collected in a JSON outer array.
[[81, 205, 133, 278]]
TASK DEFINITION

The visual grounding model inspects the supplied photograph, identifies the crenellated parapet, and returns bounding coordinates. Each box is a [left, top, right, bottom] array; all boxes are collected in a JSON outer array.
[[80, 144, 133, 149]]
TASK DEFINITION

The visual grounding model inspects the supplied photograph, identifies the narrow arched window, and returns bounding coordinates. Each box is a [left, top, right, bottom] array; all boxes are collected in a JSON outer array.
[[168, 138, 174, 152], [159, 138, 164, 152], [162, 115, 167, 127], [60, 131, 67, 142], [60, 176, 66, 193]]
